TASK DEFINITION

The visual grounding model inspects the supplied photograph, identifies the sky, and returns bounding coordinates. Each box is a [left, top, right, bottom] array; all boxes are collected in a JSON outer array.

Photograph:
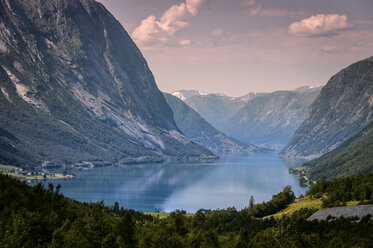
[[98, 0, 373, 96]]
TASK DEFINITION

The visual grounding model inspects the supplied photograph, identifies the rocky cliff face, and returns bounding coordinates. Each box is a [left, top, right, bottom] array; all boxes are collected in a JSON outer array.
[[280, 57, 373, 159], [164, 93, 267, 152], [0, 0, 214, 167]]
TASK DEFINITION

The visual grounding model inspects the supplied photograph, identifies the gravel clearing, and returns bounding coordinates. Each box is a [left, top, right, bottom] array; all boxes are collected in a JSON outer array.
[[307, 205, 373, 221]]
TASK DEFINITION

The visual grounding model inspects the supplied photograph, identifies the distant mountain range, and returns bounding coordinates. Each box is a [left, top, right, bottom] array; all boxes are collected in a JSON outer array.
[[172, 86, 321, 150], [0, 0, 215, 168], [280, 56, 373, 159], [163, 93, 268, 153]]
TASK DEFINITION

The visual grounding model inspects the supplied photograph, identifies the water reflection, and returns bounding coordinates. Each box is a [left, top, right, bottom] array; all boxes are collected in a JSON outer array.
[[39, 153, 307, 212]]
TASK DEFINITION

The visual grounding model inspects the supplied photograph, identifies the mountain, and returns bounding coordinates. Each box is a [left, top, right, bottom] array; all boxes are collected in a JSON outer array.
[[163, 93, 266, 152], [0, 0, 215, 168], [280, 57, 373, 159], [304, 121, 373, 181], [225, 87, 321, 150], [182, 93, 250, 131], [174, 87, 320, 150], [171, 90, 204, 101]]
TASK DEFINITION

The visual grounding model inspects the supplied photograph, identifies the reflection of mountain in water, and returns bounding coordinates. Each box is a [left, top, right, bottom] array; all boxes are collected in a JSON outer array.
[[114, 163, 212, 211], [40, 154, 307, 212], [280, 157, 309, 169]]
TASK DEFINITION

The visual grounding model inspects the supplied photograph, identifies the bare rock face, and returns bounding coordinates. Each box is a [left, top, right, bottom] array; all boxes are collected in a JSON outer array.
[[280, 57, 373, 159], [0, 0, 214, 167]]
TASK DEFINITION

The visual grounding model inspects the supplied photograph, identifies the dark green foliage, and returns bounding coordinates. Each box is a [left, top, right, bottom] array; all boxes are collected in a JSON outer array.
[[0, 174, 143, 247], [305, 121, 373, 181], [307, 173, 373, 207], [1, 174, 373, 247], [249, 186, 296, 217]]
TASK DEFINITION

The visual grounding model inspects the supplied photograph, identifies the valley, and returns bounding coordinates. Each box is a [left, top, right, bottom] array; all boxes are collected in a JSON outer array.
[[0, 0, 373, 247]]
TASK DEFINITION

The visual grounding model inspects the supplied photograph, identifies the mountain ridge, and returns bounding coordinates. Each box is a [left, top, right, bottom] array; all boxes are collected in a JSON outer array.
[[172, 86, 320, 149], [163, 93, 268, 152], [0, 0, 215, 168], [280, 56, 373, 159]]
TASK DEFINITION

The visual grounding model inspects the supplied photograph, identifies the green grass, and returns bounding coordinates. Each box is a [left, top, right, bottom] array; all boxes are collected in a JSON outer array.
[[0, 164, 18, 171], [264, 197, 322, 219], [264, 196, 361, 219]]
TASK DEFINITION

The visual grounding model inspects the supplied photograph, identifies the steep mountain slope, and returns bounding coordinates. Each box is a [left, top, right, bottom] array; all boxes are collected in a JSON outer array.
[[176, 87, 320, 149], [182, 93, 250, 131], [224, 87, 321, 149], [304, 121, 373, 181], [280, 57, 373, 159], [0, 0, 214, 167], [163, 93, 266, 152]]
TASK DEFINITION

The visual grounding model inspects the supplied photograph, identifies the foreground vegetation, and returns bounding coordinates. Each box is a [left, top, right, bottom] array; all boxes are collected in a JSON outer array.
[[1, 173, 373, 247], [307, 173, 373, 208]]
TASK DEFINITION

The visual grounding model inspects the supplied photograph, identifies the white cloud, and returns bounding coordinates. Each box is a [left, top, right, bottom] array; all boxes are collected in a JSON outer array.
[[212, 28, 223, 36], [131, 0, 204, 47], [178, 39, 192, 46], [289, 14, 351, 37]]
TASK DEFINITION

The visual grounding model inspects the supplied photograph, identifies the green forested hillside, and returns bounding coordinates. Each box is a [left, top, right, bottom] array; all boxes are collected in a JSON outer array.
[[305, 121, 373, 181], [1, 173, 373, 247], [307, 173, 373, 207]]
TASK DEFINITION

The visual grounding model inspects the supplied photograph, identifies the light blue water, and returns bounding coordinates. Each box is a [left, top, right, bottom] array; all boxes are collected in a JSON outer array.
[[39, 153, 307, 212]]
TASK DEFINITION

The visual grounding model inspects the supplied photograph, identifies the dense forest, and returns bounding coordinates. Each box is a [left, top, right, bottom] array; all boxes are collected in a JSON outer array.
[[1, 174, 373, 247], [307, 173, 373, 208]]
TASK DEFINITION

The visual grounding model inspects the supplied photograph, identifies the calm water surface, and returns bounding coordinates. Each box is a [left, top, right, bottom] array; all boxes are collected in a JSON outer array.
[[40, 153, 307, 212]]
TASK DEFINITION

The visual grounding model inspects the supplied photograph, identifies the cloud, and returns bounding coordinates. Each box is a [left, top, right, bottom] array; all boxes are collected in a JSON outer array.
[[319, 46, 339, 55], [243, 0, 262, 15], [289, 14, 351, 37], [131, 0, 204, 47], [212, 28, 223, 36], [178, 39, 192, 46], [243, 0, 306, 18]]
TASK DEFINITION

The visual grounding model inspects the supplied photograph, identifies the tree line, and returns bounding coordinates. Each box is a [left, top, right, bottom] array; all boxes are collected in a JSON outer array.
[[1, 173, 373, 247]]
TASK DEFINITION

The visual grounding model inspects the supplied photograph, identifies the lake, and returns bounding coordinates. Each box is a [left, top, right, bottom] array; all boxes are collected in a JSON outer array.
[[38, 153, 307, 213]]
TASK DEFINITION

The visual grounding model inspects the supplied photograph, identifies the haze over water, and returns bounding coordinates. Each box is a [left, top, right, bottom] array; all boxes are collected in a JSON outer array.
[[41, 153, 307, 212]]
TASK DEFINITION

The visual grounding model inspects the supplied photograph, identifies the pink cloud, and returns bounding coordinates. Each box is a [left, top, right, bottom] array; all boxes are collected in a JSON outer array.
[[289, 14, 351, 37], [212, 28, 223, 36], [131, 0, 204, 47]]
